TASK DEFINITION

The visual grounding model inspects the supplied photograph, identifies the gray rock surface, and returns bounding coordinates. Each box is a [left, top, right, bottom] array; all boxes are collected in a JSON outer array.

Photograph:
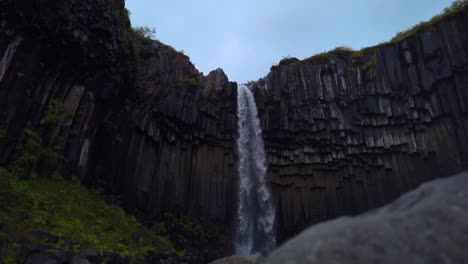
[[209, 254, 263, 264], [265, 172, 468, 264], [24, 254, 59, 264]]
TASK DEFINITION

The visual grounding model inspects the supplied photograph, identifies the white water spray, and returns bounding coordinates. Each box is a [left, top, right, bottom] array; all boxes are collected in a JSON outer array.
[[235, 85, 276, 255]]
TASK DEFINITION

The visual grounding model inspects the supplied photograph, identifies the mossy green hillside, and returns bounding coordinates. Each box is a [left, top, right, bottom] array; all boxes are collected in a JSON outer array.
[[0, 168, 177, 261], [303, 46, 354, 65]]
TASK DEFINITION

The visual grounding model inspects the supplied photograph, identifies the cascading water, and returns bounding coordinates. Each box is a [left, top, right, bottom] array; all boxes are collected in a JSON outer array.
[[235, 84, 276, 256]]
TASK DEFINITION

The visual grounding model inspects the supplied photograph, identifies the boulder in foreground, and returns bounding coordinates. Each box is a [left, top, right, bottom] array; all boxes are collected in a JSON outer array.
[[209, 254, 263, 264], [265, 172, 468, 264]]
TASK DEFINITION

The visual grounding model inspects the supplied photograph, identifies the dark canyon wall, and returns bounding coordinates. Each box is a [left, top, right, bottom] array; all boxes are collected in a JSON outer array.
[[252, 9, 468, 240], [98, 39, 238, 222], [1, 0, 468, 249], [0, 0, 135, 174], [0, 0, 238, 229]]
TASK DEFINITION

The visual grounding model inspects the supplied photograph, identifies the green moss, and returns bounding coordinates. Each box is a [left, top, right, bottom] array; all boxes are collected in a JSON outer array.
[[0, 242, 20, 264], [362, 54, 377, 71], [40, 100, 68, 127], [110, 4, 143, 60], [275, 1, 467, 72], [0, 168, 177, 260], [162, 213, 227, 251], [345, 0, 467, 72], [133, 26, 157, 40], [278, 56, 299, 66], [347, 46, 378, 72], [110, 4, 156, 61], [189, 76, 198, 86], [350, 46, 375, 61], [303, 46, 354, 65], [122, 27, 140, 56], [390, 0, 467, 43], [246, 80, 256, 86], [11, 129, 63, 177]]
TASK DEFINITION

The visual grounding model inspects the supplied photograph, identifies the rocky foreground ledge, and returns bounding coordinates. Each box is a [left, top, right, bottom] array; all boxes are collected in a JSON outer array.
[[212, 172, 468, 264]]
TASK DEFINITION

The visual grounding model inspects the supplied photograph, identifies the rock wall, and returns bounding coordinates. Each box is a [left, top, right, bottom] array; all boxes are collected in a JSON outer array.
[[0, 0, 134, 171], [2, 0, 468, 251], [252, 10, 468, 241], [97, 38, 239, 223], [0, 0, 238, 229]]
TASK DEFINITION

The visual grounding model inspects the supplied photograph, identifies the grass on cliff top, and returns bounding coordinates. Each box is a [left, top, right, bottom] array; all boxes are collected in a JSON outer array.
[[278, 0, 467, 68], [390, 0, 468, 43], [0, 167, 176, 262]]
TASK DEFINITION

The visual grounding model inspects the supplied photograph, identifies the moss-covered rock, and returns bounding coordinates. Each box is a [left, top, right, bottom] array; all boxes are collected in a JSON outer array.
[[0, 167, 181, 262]]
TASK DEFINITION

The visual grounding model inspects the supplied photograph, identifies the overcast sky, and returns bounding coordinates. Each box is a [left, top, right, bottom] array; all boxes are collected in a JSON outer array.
[[126, 0, 454, 83]]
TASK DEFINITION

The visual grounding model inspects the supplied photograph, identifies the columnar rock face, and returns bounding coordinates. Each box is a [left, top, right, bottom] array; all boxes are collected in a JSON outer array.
[[2, 0, 468, 252], [0, 0, 134, 171], [0, 0, 238, 227], [97, 39, 239, 222], [252, 11, 468, 240]]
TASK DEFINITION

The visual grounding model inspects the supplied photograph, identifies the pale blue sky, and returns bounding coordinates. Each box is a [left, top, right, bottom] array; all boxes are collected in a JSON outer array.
[[126, 0, 454, 83]]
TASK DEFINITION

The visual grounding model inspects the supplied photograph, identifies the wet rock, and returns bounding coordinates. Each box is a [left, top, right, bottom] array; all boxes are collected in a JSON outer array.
[[70, 255, 92, 264], [79, 248, 101, 264], [17, 239, 47, 263], [18, 210, 30, 220], [265, 172, 468, 264], [209, 254, 263, 264], [24, 254, 59, 264]]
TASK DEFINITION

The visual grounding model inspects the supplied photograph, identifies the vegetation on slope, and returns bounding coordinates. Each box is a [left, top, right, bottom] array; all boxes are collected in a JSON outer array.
[[0, 165, 228, 262], [0, 167, 177, 262], [390, 0, 468, 43], [0, 123, 226, 262], [302, 46, 354, 65]]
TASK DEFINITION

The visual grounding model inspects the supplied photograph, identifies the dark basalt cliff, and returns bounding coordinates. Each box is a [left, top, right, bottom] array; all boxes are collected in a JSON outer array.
[[98, 39, 238, 223], [0, 0, 238, 225], [252, 10, 468, 240], [0, 0, 135, 169], [1, 0, 468, 258]]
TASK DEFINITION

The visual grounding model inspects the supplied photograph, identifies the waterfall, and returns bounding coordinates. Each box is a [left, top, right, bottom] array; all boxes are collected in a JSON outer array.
[[235, 84, 276, 255]]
